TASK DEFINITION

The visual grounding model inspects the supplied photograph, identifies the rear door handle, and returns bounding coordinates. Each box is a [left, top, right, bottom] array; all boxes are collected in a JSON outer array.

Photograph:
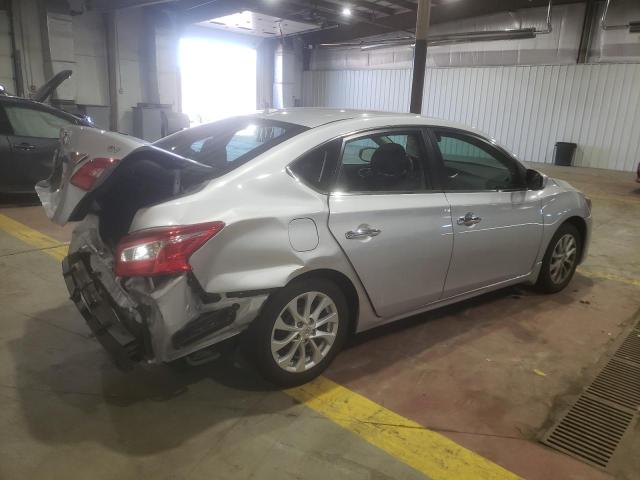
[[345, 224, 381, 239], [13, 142, 36, 151], [457, 212, 481, 226]]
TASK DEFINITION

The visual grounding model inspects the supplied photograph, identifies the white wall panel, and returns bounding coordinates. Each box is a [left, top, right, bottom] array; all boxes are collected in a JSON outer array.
[[303, 64, 640, 172], [73, 11, 109, 106], [47, 13, 76, 101]]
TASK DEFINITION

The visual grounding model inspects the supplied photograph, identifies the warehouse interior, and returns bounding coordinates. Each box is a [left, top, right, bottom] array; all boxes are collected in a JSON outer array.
[[0, 0, 639, 479]]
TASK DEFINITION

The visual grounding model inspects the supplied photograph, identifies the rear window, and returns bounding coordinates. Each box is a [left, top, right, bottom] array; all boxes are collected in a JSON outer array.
[[153, 118, 307, 176]]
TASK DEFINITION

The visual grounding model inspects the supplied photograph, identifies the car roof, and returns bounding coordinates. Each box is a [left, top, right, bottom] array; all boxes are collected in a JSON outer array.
[[250, 107, 471, 130]]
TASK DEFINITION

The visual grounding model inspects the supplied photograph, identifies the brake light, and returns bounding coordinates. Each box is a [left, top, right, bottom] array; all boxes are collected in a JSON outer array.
[[114, 221, 225, 277], [70, 157, 119, 190]]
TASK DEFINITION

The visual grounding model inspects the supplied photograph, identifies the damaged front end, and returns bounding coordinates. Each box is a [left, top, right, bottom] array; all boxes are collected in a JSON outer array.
[[64, 216, 269, 369]]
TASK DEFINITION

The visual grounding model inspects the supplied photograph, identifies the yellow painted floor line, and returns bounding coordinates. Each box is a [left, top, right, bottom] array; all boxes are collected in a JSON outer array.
[[577, 267, 640, 288], [286, 376, 519, 480], [0, 214, 68, 261], [0, 213, 521, 479], [586, 193, 640, 205]]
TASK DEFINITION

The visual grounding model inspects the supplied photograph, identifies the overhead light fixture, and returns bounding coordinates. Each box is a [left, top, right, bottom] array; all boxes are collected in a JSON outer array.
[[342, 7, 352, 16]]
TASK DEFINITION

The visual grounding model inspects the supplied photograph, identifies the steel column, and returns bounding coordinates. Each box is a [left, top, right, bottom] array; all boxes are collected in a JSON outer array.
[[577, 0, 598, 63], [409, 0, 431, 114], [104, 11, 119, 131]]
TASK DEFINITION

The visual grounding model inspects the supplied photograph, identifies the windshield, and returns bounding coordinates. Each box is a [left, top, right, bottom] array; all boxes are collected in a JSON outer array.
[[153, 118, 307, 177]]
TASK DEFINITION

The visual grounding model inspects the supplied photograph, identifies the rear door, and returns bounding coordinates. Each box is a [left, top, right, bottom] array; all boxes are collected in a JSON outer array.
[[429, 128, 543, 297], [3, 101, 76, 190], [328, 128, 453, 318]]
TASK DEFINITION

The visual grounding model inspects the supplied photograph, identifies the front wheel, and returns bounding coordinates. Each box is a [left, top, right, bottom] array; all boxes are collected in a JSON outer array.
[[247, 278, 349, 387], [536, 223, 582, 293]]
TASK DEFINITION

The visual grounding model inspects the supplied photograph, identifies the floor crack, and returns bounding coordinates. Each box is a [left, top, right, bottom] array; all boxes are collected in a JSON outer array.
[[355, 419, 525, 441]]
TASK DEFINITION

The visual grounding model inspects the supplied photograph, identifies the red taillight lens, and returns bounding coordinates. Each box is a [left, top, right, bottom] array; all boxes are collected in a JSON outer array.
[[114, 221, 225, 277], [70, 157, 119, 190]]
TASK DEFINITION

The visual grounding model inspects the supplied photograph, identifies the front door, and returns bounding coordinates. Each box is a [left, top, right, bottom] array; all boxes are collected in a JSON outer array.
[[328, 129, 453, 318], [3, 102, 74, 191], [430, 128, 543, 297]]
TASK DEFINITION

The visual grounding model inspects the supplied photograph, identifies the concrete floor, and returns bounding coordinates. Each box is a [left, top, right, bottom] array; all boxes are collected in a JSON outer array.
[[0, 164, 639, 480]]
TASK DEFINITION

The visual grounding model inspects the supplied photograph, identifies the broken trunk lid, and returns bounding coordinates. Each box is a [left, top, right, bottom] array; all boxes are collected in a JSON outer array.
[[36, 125, 212, 226]]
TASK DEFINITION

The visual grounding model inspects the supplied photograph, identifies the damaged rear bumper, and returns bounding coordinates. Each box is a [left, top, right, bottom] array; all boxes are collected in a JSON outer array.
[[63, 254, 143, 370], [63, 218, 269, 370]]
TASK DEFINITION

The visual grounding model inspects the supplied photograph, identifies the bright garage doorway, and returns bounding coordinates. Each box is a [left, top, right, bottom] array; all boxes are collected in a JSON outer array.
[[179, 37, 256, 125]]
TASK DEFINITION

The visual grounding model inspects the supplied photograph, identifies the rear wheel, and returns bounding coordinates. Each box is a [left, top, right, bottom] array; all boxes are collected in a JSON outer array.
[[536, 223, 582, 293], [247, 278, 348, 386]]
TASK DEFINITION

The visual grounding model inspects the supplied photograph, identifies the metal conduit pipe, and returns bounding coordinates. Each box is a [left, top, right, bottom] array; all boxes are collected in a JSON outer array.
[[600, 0, 639, 31], [319, 0, 553, 50]]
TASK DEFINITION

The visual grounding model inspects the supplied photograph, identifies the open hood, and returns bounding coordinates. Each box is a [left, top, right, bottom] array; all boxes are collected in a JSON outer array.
[[32, 70, 72, 103]]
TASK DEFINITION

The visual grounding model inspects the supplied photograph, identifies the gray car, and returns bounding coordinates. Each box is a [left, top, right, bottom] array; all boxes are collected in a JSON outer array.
[[36, 109, 592, 385], [1, 71, 94, 193]]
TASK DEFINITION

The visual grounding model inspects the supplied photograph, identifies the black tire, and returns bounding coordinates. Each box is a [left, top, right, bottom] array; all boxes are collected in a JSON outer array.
[[246, 277, 349, 387], [536, 223, 582, 293]]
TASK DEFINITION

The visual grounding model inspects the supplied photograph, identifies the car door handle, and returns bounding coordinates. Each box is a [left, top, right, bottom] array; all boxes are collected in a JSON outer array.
[[457, 213, 481, 226], [345, 225, 381, 239], [13, 142, 36, 151]]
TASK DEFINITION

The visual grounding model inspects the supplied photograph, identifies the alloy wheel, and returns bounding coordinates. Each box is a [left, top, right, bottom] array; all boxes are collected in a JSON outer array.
[[549, 233, 577, 284], [270, 291, 339, 373]]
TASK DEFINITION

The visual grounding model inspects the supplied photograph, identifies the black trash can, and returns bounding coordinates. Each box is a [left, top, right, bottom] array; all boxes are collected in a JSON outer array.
[[553, 142, 577, 166]]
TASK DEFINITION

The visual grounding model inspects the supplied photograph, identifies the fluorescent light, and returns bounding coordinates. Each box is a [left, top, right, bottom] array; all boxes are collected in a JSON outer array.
[[342, 7, 351, 16]]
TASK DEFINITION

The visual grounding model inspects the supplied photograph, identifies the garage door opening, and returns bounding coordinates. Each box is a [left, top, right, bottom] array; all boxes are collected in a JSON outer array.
[[179, 37, 256, 125]]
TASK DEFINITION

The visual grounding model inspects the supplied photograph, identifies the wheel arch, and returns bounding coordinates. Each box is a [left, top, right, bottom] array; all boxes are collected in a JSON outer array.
[[561, 216, 588, 263]]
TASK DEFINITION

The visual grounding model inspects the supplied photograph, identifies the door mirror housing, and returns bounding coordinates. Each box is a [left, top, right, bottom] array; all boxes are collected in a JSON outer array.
[[526, 169, 544, 190], [358, 147, 376, 163]]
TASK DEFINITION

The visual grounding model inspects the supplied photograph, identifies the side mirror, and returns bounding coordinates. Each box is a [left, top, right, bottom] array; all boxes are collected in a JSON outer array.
[[358, 147, 376, 163], [526, 169, 544, 190]]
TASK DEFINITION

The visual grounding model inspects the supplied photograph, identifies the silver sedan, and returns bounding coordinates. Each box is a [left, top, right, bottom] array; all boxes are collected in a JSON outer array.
[[37, 109, 592, 385]]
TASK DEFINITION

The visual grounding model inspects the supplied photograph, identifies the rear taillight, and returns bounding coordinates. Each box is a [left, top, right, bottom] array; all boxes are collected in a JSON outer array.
[[70, 157, 118, 190], [114, 221, 225, 277]]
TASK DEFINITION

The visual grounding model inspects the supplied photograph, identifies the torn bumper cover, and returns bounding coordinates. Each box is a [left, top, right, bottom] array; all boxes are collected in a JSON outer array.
[[63, 220, 269, 370]]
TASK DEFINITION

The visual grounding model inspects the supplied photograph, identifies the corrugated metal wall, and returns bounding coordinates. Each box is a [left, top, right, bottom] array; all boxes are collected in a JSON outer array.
[[302, 69, 412, 113], [302, 64, 640, 171]]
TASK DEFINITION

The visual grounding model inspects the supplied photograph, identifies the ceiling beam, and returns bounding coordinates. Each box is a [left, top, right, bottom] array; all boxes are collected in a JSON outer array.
[[166, 0, 249, 25], [243, 0, 342, 26], [385, 0, 417, 11], [282, 0, 415, 33], [321, 0, 397, 16], [302, 11, 415, 44], [90, 0, 178, 10]]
